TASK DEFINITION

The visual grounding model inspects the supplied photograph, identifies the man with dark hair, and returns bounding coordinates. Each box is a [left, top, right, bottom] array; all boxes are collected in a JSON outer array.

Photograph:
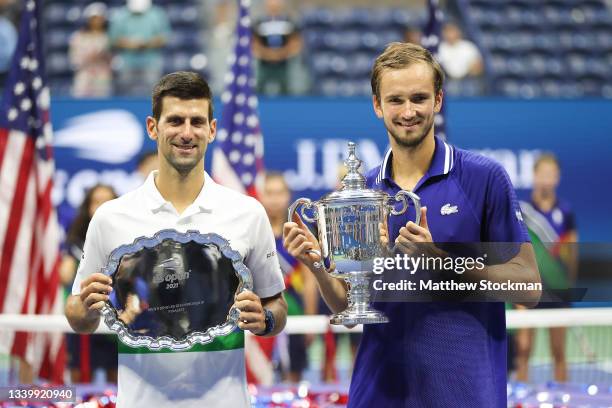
[[283, 42, 540, 407], [151, 71, 214, 121], [66, 71, 287, 407]]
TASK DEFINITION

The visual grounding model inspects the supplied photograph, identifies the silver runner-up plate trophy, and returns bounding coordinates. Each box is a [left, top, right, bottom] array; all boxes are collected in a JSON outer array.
[[289, 142, 421, 325], [100, 229, 253, 351]]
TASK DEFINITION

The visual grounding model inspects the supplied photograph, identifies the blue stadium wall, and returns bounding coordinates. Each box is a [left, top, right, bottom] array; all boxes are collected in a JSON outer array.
[[51, 97, 611, 244]]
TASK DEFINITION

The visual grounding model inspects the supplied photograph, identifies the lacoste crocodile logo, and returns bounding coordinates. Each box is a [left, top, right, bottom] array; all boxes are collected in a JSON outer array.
[[440, 203, 459, 215]]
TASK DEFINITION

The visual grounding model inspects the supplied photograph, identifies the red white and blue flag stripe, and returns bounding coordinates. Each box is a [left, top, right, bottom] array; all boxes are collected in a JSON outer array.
[[211, 0, 274, 385], [211, 0, 264, 198], [0, 0, 65, 383]]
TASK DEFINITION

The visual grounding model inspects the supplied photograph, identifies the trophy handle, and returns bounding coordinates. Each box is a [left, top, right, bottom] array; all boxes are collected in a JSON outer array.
[[287, 198, 329, 270], [288, 197, 318, 224], [390, 190, 422, 225]]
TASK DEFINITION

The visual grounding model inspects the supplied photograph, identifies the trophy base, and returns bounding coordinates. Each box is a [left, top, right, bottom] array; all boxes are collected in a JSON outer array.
[[330, 309, 389, 325]]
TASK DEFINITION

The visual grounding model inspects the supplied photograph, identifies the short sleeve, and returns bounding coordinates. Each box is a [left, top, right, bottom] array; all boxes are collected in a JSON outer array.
[[107, 12, 123, 44], [68, 32, 83, 68], [465, 41, 482, 63], [484, 163, 530, 244], [244, 204, 285, 299], [252, 19, 263, 38], [71, 211, 107, 295], [155, 8, 171, 38], [290, 17, 301, 33]]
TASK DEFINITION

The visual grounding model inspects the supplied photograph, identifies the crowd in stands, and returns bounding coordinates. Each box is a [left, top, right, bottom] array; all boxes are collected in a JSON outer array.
[[1, 0, 610, 98]]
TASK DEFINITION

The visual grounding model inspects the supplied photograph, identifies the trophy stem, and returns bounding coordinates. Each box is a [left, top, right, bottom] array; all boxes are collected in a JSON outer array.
[[330, 272, 389, 325]]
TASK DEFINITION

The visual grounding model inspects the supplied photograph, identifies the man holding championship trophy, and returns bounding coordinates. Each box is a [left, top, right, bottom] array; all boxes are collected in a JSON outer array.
[[65, 71, 287, 407], [283, 42, 541, 407]]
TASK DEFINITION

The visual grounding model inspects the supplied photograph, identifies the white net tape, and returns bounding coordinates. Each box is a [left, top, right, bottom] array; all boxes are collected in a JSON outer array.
[[0, 307, 611, 334]]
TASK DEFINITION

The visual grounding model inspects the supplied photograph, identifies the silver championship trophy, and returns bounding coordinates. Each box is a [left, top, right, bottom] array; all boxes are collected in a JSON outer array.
[[288, 142, 421, 325], [100, 230, 252, 351]]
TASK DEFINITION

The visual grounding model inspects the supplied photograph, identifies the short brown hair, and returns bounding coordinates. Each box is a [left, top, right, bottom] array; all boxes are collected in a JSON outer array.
[[152, 71, 213, 121], [371, 42, 445, 101], [264, 171, 290, 191], [534, 153, 560, 171]]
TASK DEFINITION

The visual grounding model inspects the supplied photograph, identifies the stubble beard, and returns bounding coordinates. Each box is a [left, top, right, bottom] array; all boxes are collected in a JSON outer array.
[[388, 117, 434, 149], [164, 149, 202, 177]]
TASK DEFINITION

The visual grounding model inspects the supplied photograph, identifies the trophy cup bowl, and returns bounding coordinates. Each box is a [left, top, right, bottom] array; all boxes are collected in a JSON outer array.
[[100, 229, 253, 351], [288, 142, 421, 325]]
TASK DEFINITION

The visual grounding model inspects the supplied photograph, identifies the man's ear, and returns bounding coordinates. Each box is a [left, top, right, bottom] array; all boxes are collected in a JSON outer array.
[[434, 90, 444, 113], [208, 118, 217, 143], [372, 95, 383, 119], [146, 116, 157, 141]]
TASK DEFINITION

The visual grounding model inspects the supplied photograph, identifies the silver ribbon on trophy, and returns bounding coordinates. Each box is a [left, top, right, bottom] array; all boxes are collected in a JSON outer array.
[[288, 142, 421, 325], [100, 229, 252, 351]]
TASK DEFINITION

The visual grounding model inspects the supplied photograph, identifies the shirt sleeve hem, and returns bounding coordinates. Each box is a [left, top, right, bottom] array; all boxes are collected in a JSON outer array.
[[254, 282, 286, 299]]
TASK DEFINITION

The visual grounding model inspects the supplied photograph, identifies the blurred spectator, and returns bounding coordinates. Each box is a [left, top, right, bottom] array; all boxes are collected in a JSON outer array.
[[109, 0, 170, 96], [259, 172, 318, 382], [124, 150, 159, 192], [69, 3, 112, 97], [136, 150, 158, 180], [0, 11, 17, 91], [208, 0, 236, 95], [515, 154, 578, 383], [252, 0, 302, 96], [60, 184, 118, 384], [404, 26, 422, 46], [437, 21, 483, 79]]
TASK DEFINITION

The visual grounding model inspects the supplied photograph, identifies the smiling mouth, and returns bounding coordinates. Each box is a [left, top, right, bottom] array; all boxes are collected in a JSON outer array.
[[173, 145, 196, 151], [397, 122, 420, 129]]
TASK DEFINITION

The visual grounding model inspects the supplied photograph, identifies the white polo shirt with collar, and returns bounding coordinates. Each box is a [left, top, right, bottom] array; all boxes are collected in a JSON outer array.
[[72, 171, 285, 408]]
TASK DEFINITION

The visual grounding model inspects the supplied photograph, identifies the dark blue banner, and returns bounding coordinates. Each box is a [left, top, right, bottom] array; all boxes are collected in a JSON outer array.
[[50, 97, 611, 243]]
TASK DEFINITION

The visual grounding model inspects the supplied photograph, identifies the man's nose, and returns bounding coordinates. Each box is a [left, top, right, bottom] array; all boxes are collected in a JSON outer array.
[[401, 102, 416, 119], [181, 120, 194, 137]]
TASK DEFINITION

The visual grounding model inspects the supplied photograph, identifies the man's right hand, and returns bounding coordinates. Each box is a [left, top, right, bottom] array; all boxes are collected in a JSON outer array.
[[79, 273, 113, 319], [283, 215, 322, 272], [284, 215, 354, 315]]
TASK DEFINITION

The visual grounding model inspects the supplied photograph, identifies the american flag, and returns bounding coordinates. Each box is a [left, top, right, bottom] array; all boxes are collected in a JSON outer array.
[[0, 0, 65, 383], [421, 0, 447, 140], [211, 0, 264, 198], [210, 0, 273, 385]]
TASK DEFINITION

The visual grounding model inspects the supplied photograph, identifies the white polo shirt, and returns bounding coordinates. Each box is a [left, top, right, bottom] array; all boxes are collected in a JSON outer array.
[[438, 39, 482, 79], [72, 171, 285, 408]]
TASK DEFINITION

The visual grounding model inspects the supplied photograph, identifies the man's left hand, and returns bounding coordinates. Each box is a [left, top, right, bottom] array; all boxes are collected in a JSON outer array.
[[395, 207, 448, 259], [396, 207, 432, 245], [233, 290, 266, 335]]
